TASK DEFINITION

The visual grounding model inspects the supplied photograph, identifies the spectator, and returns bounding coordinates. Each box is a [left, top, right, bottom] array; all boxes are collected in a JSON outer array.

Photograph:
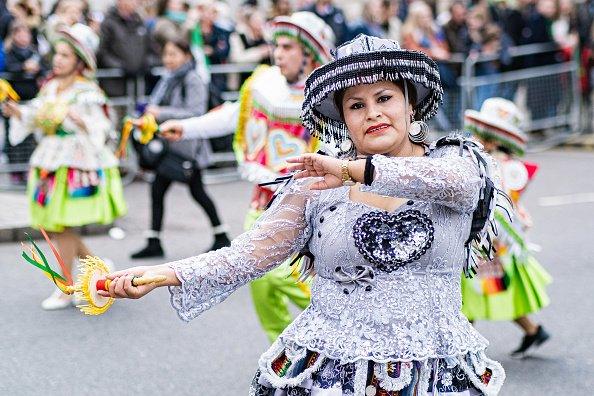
[[552, 0, 579, 56], [467, 8, 503, 108], [379, 0, 403, 42], [0, 0, 13, 41], [229, 7, 270, 65], [2, 19, 42, 185], [518, 0, 559, 66], [185, 0, 231, 99], [152, 0, 189, 51], [401, 1, 450, 61], [86, 9, 104, 35], [350, 0, 398, 41], [402, 1, 455, 128], [9, 1, 42, 35], [98, 0, 159, 72], [489, 0, 526, 46], [44, 0, 84, 45], [130, 37, 230, 258], [5, 20, 45, 99], [402, 1, 453, 83], [574, 0, 594, 104], [97, 0, 159, 95], [522, 0, 563, 123], [443, 0, 470, 80], [268, 0, 293, 20], [551, 0, 579, 113], [192, 1, 231, 66], [303, 0, 350, 45], [443, 0, 470, 55], [487, 0, 525, 102]]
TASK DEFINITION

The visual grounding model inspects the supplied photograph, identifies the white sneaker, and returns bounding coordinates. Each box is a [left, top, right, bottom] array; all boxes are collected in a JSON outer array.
[[72, 292, 84, 307], [41, 288, 72, 310]]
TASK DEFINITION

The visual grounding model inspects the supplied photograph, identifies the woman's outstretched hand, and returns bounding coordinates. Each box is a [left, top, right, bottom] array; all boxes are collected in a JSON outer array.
[[97, 265, 179, 299], [287, 154, 365, 190]]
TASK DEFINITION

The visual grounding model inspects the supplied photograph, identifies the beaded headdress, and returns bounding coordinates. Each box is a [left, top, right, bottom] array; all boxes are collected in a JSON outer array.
[[302, 34, 443, 156]]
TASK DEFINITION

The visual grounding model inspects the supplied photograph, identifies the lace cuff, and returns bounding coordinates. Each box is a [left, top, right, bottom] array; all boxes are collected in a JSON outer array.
[[361, 146, 483, 213], [168, 178, 319, 321]]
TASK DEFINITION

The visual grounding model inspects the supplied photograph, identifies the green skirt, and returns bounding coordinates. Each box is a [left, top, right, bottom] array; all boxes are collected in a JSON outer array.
[[28, 166, 127, 232], [461, 254, 552, 321]]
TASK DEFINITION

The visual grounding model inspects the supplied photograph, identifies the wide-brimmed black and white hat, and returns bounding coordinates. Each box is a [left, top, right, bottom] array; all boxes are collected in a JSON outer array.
[[302, 34, 443, 154]]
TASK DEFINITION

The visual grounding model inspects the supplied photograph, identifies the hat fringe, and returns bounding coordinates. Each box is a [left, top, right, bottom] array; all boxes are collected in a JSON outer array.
[[303, 52, 443, 149]]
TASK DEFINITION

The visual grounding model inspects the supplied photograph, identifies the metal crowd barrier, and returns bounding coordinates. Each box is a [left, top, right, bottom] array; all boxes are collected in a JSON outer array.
[[0, 63, 259, 190], [456, 42, 583, 151], [0, 47, 589, 190]]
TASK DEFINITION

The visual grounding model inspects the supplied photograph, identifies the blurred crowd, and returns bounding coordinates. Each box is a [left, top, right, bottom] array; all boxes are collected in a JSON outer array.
[[0, 0, 591, 98]]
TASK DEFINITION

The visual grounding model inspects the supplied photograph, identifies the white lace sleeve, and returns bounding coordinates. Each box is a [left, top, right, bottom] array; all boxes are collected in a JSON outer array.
[[8, 99, 40, 146], [361, 145, 483, 213], [168, 178, 318, 322]]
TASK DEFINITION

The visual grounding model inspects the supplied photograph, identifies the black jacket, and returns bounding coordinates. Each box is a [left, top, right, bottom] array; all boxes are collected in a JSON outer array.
[[303, 3, 350, 45], [97, 7, 159, 74]]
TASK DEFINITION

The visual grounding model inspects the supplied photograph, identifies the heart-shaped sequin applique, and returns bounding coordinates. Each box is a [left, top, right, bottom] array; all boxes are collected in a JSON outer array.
[[353, 210, 434, 272]]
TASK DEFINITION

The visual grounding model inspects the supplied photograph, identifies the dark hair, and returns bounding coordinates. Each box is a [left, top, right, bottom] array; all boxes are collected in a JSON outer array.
[[157, 0, 189, 16], [333, 80, 418, 120], [164, 37, 192, 56]]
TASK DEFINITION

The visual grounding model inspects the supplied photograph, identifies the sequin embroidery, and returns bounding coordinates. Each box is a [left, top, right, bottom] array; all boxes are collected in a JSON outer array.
[[353, 210, 435, 272]]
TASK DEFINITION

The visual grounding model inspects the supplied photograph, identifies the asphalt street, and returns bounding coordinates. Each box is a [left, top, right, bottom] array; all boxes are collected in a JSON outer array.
[[1, 149, 593, 395]]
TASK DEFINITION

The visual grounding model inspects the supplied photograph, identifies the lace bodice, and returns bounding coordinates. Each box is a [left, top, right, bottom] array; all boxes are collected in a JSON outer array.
[[169, 143, 490, 362]]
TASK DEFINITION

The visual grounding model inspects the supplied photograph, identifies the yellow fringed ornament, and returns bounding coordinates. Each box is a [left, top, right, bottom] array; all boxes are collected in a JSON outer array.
[[116, 113, 159, 158], [64, 256, 166, 315], [21, 230, 166, 315], [0, 79, 20, 102]]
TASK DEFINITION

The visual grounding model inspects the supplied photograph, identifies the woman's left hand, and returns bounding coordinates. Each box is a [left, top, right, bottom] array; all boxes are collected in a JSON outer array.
[[287, 154, 351, 190]]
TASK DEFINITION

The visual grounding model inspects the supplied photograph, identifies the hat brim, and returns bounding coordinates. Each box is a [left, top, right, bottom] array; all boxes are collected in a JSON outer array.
[[268, 19, 332, 65], [302, 49, 442, 147], [464, 110, 528, 155], [55, 31, 96, 72]]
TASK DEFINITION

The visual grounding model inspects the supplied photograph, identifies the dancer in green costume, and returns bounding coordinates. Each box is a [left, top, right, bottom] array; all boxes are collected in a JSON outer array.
[[462, 98, 551, 358], [158, 12, 335, 342], [3, 24, 126, 310]]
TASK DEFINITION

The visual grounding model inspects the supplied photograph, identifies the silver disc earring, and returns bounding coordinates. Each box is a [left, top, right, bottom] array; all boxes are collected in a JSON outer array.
[[340, 137, 353, 153], [408, 120, 428, 143]]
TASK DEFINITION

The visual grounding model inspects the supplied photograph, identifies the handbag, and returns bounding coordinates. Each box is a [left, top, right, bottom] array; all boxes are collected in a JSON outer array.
[[135, 135, 198, 183], [134, 135, 167, 169], [155, 148, 198, 183]]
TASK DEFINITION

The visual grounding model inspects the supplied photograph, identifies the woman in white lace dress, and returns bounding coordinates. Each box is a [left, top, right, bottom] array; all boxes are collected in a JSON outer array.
[[100, 35, 506, 395]]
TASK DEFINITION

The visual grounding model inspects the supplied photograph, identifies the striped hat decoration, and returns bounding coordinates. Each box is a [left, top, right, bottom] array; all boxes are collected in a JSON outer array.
[[301, 34, 443, 156], [268, 12, 335, 66], [55, 23, 99, 74], [464, 98, 528, 156]]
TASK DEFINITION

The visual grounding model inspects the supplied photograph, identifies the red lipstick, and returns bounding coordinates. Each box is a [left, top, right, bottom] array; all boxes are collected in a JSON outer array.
[[366, 123, 390, 134]]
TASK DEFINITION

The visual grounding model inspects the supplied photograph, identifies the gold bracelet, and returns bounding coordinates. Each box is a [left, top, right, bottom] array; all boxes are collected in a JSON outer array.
[[341, 161, 355, 186]]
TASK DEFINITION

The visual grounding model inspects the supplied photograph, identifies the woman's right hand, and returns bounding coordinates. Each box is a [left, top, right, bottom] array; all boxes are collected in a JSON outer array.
[[287, 153, 350, 190], [97, 265, 179, 299], [1, 101, 22, 119], [159, 120, 184, 141]]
